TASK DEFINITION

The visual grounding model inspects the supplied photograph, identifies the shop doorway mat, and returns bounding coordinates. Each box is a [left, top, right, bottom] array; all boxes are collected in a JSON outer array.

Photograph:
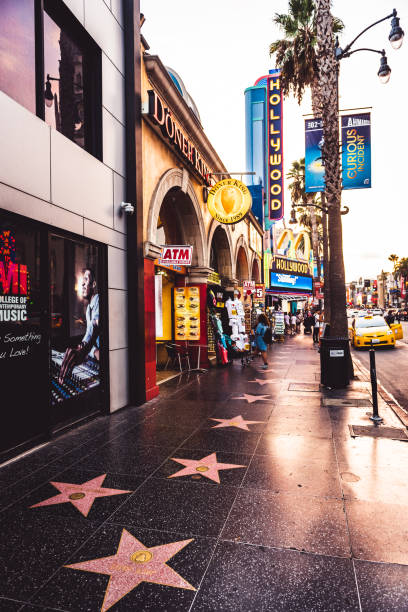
[[349, 424, 408, 441], [288, 382, 320, 392]]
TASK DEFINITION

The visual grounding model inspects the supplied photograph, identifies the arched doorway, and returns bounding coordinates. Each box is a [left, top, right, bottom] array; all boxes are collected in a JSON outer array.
[[155, 187, 204, 267], [251, 258, 261, 282], [209, 225, 233, 280], [236, 246, 249, 283]]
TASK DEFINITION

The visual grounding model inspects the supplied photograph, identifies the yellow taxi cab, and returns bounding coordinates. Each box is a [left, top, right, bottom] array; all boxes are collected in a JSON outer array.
[[349, 315, 403, 348]]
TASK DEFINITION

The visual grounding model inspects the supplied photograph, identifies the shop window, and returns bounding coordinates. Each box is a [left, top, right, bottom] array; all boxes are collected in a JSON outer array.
[[0, 0, 102, 159], [0, 0, 36, 113]]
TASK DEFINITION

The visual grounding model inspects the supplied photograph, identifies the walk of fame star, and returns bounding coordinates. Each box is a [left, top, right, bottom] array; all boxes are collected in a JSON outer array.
[[30, 474, 132, 517], [209, 415, 265, 431], [168, 452, 246, 483], [66, 529, 195, 611], [232, 393, 270, 403], [248, 378, 279, 386]]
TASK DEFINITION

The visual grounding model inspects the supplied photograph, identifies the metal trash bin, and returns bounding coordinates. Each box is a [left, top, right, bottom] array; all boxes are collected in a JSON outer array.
[[320, 337, 351, 388]]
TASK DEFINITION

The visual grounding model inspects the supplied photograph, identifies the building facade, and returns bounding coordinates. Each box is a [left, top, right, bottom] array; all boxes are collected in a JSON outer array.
[[139, 44, 263, 400], [0, 0, 132, 459]]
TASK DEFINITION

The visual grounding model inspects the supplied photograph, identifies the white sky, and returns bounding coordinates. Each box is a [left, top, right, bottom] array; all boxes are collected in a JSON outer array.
[[140, 0, 408, 282]]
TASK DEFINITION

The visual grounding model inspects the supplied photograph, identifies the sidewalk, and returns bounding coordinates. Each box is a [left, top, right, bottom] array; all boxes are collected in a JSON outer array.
[[1, 333, 408, 611]]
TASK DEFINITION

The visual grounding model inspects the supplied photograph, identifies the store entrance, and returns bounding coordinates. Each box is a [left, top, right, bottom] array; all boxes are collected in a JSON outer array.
[[0, 210, 107, 460]]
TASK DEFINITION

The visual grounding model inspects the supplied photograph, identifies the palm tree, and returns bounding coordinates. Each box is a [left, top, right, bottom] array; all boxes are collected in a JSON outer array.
[[388, 254, 399, 276], [270, 0, 343, 115], [316, 0, 348, 339], [270, 0, 343, 325], [287, 158, 321, 277], [395, 258, 408, 306]]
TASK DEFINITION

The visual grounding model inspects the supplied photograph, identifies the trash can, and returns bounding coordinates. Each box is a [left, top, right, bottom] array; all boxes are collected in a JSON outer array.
[[320, 337, 351, 388]]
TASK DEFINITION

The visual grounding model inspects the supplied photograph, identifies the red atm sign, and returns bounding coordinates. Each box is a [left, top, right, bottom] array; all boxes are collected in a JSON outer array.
[[159, 246, 193, 266]]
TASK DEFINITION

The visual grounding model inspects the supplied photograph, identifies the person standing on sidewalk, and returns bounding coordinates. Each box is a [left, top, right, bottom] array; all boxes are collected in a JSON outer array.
[[290, 313, 297, 335], [284, 312, 290, 335], [255, 313, 270, 369], [313, 311, 321, 343]]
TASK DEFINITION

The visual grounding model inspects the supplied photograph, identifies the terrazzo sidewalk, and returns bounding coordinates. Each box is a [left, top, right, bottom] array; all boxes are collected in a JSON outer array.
[[1, 333, 408, 611]]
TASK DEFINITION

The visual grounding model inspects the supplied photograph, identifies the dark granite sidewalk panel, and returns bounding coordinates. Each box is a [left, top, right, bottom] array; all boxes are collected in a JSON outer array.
[[107, 478, 239, 538], [0, 513, 95, 602], [242, 454, 342, 498], [191, 542, 359, 611], [346, 498, 408, 564], [181, 428, 261, 454], [354, 559, 408, 611], [221, 488, 350, 557]]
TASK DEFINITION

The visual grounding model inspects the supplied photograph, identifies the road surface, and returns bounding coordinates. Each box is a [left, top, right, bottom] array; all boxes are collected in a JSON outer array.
[[352, 338, 408, 412]]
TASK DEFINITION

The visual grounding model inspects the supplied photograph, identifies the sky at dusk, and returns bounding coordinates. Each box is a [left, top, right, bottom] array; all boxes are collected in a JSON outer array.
[[140, 0, 408, 282]]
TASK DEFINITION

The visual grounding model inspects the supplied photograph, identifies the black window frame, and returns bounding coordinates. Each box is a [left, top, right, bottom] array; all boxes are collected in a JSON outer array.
[[34, 0, 102, 159]]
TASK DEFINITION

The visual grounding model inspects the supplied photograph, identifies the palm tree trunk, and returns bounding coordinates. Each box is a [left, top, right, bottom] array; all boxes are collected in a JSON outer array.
[[321, 191, 331, 322], [316, 0, 348, 339]]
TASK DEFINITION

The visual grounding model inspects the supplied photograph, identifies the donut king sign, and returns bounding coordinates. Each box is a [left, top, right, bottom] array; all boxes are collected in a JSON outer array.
[[207, 179, 252, 225]]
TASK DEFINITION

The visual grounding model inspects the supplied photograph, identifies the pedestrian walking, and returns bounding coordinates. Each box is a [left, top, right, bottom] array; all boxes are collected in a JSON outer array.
[[290, 313, 297, 335], [313, 311, 321, 343], [284, 312, 290, 335], [255, 313, 270, 369], [296, 312, 302, 334], [304, 311, 313, 334]]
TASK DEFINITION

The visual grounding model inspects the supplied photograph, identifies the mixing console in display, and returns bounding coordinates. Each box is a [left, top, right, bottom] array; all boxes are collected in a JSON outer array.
[[51, 350, 100, 405]]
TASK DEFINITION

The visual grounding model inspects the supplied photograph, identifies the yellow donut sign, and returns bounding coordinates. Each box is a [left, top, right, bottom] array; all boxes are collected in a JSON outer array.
[[207, 179, 252, 224]]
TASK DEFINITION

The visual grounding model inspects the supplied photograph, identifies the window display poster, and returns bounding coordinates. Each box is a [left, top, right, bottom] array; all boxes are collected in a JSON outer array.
[[0, 220, 47, 453], [50, 236, 101, 407], [174, 286, 200, 341]]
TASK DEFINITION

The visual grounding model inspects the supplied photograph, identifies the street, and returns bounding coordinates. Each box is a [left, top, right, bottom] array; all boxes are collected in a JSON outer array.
[[352, 337, 408, 412]]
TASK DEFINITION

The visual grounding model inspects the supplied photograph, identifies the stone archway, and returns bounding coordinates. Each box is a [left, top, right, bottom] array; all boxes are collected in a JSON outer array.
[[146, 168, 206, 267], [208, 224, 233, 280], [236, 246, 249, 283], [251, 257, 261, 282]]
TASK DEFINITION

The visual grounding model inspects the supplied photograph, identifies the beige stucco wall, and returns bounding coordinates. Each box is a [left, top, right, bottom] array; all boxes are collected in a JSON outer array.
[[140, 53, 262, 279]]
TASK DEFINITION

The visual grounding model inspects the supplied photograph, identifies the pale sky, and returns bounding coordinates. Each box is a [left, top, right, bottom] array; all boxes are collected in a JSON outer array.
[[140, 0, 408, 282]]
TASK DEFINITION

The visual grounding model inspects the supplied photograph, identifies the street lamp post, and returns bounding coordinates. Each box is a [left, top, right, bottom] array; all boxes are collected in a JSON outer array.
[[315, 1, 404, 388]]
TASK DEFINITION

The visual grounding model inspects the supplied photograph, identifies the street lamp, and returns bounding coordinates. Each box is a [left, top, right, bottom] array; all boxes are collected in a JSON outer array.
[[377, 53, 392, 84], [335, 9, 404, 83]]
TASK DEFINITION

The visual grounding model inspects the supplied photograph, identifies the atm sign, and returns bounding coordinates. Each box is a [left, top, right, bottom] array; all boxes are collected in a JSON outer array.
[[159, 246, 193, 266]]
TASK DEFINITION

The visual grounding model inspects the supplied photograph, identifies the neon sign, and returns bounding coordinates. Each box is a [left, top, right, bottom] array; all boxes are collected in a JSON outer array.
[[267, 71, 284, 221]]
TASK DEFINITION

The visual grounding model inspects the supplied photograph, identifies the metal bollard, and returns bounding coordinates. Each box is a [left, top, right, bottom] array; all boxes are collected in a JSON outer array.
[[369, 344, 383, 424]]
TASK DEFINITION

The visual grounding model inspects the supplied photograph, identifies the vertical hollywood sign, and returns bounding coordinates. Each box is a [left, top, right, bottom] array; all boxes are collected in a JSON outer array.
[[267, 73, 284, 221]]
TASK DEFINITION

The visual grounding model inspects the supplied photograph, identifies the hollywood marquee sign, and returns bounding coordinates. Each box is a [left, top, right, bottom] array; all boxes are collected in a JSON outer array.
[[272, 256, 311, 277], [147, 90, 212, 186], [267, 71, 284, 221]]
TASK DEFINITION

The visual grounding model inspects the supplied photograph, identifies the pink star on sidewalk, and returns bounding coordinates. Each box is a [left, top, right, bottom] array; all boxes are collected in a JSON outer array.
[[168, 452, 246, 483], [30, 474, 132, 517], [232, 393, 270, 403], [210, 415, 265, 431], [248, 378, 279, 386], [66, 529, 195, 612]]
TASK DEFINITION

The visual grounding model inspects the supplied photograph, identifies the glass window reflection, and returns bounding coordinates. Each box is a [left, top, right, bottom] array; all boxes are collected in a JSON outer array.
[[0, 0, 36, 113], [44, 11, 85, 149]]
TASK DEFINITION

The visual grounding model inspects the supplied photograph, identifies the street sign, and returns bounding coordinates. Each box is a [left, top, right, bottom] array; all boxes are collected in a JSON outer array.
[[243, 280, 255, 295]]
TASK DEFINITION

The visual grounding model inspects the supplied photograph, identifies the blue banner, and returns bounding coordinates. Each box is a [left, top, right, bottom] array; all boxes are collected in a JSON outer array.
[[305, 118, 325, 192], [341, 113, 371, 190], [267, 70, 284, 220], [270, 271, 313, 293]]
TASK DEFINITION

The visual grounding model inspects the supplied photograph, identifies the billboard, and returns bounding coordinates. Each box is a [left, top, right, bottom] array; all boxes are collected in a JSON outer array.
[[305, 118, 325, 192], [270, 271, 313, 293], [341, 113, 371, 190], [267, 70, 284, 220]]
